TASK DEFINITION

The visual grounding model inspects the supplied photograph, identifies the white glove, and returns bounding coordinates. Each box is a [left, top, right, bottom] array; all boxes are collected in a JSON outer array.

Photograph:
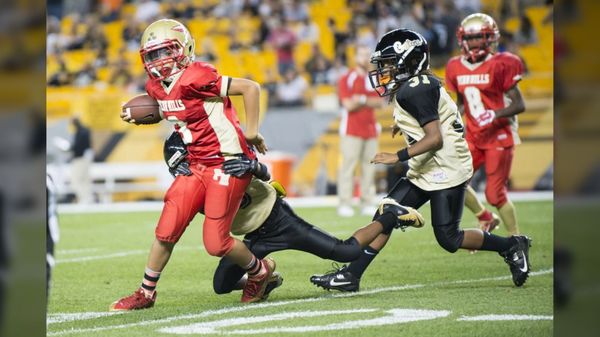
[[476, 109, 496, 127]]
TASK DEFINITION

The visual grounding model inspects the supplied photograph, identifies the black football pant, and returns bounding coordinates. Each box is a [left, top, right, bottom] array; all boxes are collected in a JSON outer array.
[[213, 197, 361, 294], [385, 178, 467, 253]]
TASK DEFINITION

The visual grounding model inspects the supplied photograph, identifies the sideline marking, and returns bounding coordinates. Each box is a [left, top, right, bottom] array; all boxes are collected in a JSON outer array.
[[159, 309, 450, 335], [47, 268, 553, 336], [457, 314, 553, 321]]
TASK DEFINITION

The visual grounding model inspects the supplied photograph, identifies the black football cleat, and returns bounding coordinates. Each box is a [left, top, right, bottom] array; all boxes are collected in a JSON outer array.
[[262, 272, 283, 300], [500, 235, 532, 287], [310, 264, 360, 292]]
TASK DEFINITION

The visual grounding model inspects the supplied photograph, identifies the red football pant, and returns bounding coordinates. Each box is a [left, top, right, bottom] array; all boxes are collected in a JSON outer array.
[[468, 143, 514, 208], [155, 163, 250, 257]]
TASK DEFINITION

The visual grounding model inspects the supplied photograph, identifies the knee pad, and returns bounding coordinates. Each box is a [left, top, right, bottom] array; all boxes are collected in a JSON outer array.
[[204, 237, 233, 257], [485, 186, 507, 208], [432, 225, 464, 253]]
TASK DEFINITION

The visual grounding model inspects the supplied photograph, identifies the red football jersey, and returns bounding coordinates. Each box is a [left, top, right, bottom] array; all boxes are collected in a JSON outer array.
[[445, 52, 524, 148], [338, 69, 380, 139], [146, 62, 256, 166]]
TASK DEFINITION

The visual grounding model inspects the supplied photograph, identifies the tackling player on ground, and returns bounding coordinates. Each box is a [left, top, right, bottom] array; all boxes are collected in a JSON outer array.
[[311, 29, 532, 292], [163, 131, 424, 298], [446, 13, 526, 235], [111, 19, 275, 310]]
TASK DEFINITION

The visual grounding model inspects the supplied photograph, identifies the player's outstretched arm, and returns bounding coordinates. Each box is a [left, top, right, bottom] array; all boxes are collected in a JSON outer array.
[[228, 78, 267, 154], [371, 120, 443, 165], [494, 85, 526, 119]]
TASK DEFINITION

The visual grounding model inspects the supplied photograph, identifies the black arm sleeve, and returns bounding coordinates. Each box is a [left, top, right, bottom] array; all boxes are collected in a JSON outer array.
[[397, 85, 440, 127]]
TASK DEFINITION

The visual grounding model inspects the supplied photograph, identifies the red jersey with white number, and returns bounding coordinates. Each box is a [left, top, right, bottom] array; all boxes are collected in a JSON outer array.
[[338, 69, 381, 139], [445, 52, 524, 148], [146, 62, 255, 166]]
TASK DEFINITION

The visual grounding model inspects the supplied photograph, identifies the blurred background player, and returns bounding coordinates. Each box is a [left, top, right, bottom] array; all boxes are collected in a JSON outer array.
[[337, 44, 385, 217], [311, 29, 532, 292], [111, 19, 274, 310], [69, 117, 93, 204], [445, 13, 526, 235], [46, 174, 59, 300], [163, 131, 423, 298]]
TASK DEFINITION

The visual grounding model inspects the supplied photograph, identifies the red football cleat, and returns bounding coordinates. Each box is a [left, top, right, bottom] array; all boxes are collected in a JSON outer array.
[[109, 288, 156, 311], [241, 258, 276, 303]]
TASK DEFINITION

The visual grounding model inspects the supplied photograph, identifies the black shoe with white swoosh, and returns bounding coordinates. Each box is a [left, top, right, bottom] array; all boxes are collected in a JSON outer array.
[[309, 264, 360, 292], [499, 235, 532, 287]]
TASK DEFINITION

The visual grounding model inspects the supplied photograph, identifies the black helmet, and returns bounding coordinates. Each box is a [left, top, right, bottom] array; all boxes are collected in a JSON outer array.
[[368, 29, 430, 97]]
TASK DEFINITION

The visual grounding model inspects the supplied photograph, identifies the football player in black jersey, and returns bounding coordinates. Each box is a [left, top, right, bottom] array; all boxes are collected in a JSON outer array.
[[310, 29, 532, 292]]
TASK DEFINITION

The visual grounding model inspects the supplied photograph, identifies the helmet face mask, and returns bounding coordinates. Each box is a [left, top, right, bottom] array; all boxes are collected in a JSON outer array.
[[457, 13, 500, 62], [141, 40, 185, 79], [368, 29, 429, 97], [140, 19, 195, 81], [368, 56, 408, 97]]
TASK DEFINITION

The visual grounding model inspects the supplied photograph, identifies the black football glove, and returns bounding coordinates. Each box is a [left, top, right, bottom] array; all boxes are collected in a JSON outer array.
[[169, 158, 192, 177], [164, 132, 192, 178], [222, 155, 271, 181]]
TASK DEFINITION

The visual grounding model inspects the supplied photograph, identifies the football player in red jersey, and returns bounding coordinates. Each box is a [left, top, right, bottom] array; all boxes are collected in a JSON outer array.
[[111, 19, 275, 310], [445, 13, 526, 236]]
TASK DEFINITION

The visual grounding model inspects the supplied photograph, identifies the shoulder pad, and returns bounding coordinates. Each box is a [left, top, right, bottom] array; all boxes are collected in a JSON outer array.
[[396, 74, 441, 101]]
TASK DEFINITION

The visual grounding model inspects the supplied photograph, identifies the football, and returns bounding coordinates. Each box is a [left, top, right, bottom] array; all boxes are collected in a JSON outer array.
[[122, 94, 163, 125]]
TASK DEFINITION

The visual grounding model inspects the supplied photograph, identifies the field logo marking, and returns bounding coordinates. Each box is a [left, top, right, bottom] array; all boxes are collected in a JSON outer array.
[[158, 308, 451, 335], [457, 314, 553, 321]]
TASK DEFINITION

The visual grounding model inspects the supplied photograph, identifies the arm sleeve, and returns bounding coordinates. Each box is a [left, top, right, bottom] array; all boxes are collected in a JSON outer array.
[[184, 63, 231, 98], [500, 55, 525, 92], [397, 86, 440, 127]]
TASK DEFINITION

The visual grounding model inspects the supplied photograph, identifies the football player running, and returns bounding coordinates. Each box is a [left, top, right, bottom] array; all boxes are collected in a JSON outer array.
[[111, 19, 274, 310], [163, 131, 425, 297], [445, 13, 526, 235], [311, 29, 532, 292]]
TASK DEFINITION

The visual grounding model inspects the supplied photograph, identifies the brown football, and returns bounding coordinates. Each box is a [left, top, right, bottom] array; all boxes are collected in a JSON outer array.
[[122, 94, 162, 125]]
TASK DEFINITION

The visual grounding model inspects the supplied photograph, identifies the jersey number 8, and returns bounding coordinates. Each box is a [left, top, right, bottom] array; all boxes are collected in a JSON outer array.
[[464, 86, 486, 119]]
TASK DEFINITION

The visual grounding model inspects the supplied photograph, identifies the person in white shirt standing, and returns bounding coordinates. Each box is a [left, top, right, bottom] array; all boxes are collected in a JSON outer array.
[[337, 45, 385, 217]]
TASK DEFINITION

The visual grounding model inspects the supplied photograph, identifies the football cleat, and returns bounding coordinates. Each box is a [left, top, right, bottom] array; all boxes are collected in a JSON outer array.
[[378, 198, 425, 231], [310, 263, 360, 292], [109, 288, 156, 311], [262, 272, 283, 300], [241, 258, 276, 303], [478, 210, 500, 233], [500, 235, 532, 287]]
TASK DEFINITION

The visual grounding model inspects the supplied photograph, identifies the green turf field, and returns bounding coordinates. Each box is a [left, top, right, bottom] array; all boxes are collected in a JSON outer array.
[[47, 200, 553, 337]]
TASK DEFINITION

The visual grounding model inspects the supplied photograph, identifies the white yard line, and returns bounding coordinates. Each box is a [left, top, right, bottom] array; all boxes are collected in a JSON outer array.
[[56, 250, 148, 264], [47, 312, 124, 324], [56, 246, 203, 264], [56, 248, 99, 255], [457, 314, 553, 321], [47, 268, 553, 336]]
